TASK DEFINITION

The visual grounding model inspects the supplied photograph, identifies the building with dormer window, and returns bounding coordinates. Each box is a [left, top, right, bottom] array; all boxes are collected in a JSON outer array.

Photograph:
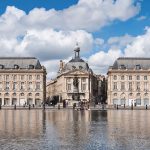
[[46, 46, 102, 106], [0, 57, 46, 106], [107, 57, 150, 107]]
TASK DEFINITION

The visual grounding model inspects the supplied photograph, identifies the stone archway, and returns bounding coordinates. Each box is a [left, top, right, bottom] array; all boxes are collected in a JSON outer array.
[[120, 93, 126, 106]]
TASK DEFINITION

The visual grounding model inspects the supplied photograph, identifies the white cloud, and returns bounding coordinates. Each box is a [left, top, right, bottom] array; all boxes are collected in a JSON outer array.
[[88, 49, 122, 74], [125, 27, 150, 57], [0, 0, 142, 78], [136, 15, 147, 21], [107, 34, 135, 49]]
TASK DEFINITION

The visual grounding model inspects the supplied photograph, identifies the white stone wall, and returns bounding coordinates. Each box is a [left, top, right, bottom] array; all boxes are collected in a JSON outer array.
[[108, 69, 150, 106], [0, 70, 46, 106]]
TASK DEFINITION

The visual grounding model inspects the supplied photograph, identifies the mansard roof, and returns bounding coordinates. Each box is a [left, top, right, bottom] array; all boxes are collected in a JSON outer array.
[[112, 57, 150, 69], [0, 57, 42, 69]]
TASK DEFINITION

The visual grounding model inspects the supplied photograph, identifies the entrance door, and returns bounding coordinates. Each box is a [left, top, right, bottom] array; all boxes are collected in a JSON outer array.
[[129, 99, 134, 106], [12, 98, 17, 105], [20, 99, 25, 106], [35, 99, 41, 106], [4, 98, 10, 106], [27, 98, 33, 105], [144, 98, 149, 106]]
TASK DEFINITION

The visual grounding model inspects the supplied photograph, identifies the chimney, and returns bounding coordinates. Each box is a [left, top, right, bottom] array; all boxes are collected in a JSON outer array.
[[59, 60, 64, 71]]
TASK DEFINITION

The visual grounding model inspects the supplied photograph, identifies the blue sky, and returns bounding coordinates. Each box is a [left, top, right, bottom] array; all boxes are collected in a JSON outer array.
[[0, 0, 150, 78]]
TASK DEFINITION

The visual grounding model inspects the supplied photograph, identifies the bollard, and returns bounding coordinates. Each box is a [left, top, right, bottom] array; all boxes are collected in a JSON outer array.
[[58, 104, 60, 109], [32, 104, 34, 108], [124, 104, 125, 108], [43, 104, 45, 110], [131, 104, 133, 110], [87, 104, 90, 110], [29, 104, 31, 110], [0, 104, 1, 110], [117, 105, 118, 109], [14, 104, 16, 110], [146, 105, 148, 110]]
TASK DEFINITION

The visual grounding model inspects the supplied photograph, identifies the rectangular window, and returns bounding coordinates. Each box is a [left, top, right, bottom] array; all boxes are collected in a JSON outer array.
[[66, 83, 71, 91], [129, 82, 132, 90], [113, 82, 117, 90], [121, 75, 124, 80], [81, 83, 86, 91], [13, 82, 17, 90], [36, 75, 40, 80], [20, 82, 24, 90], [6, 75, 9, 80], [129, 76, 132, 80], [29, 75, 32, 80], [13, 75, 17, 81], [21, 75, 24, 80], [29, 82, 32, 90], [113, 75, 117, 80], [136, 75, 140, 80], [136, 82, 140, 90], [144, 76, 147, 80], [144, 82, 148, 90], [121, 82, 125, 90], [36, 82, 40, 90], [6, 82, 9, 90]]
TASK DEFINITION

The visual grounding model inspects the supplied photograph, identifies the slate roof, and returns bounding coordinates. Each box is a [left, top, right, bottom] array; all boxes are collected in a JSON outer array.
[[0, 57, 42, 69], [112, 57, 150, 69]]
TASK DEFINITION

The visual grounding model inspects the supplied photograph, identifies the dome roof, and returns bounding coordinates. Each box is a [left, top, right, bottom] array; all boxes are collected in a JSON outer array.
[[59, 45, 92, 74]]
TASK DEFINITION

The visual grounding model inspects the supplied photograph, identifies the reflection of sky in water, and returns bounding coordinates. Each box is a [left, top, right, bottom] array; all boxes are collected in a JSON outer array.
[[0, 110, 150, 149]]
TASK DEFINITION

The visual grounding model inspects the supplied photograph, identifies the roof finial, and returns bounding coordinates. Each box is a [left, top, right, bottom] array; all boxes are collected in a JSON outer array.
[[74, 42, 80, 58]]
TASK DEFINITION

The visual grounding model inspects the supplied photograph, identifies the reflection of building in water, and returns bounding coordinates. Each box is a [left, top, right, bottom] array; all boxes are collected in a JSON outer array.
[[0, 57, 46, 106], [107, 110, 150, 148], [46, 110, 91, 143], [108, 57, 150, 107], [0, 110, 45, 137], [46, 45, 105, 105]]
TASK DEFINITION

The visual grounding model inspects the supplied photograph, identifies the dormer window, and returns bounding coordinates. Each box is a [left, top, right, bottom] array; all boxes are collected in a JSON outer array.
[[136, 65, 141, 70], [0, 65, 4, 69], [72, 66, 76, 69], [14, 65, 19, 69], [79, 66, 83, 70], [29, 65, 34, 69], [120, 65, 126, 69]]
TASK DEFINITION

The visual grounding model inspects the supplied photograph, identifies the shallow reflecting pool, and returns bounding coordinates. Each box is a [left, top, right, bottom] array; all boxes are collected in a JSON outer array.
[[0, 109, 150, 150]]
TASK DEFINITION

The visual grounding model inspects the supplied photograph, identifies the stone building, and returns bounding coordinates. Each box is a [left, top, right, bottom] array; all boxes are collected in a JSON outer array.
[[46, 46, 99, 106], [0, 57, 46, 106], [107, 57, 150, 107]]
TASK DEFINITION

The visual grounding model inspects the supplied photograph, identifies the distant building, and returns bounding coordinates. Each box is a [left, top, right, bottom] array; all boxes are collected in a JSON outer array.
[[46, 46, 102, 105], [0, 57, 46, 106], [107, 57, 150, 107]]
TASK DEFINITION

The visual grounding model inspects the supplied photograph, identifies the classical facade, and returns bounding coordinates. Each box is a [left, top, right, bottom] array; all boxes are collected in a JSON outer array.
[[0, 57, 46, 106], [107, 57, 150, 107], [46, 46, 99, 105]]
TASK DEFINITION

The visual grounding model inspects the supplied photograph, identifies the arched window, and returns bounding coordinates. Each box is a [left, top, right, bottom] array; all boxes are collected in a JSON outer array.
[[35, 93, 40, 96], [5, 93, 9, 96], [28, 93, 32, 96], [113, 93, 117, 96], [20, 93, 24, 96], [113, 75, 117, 80], [12, 93, 16, 96]]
